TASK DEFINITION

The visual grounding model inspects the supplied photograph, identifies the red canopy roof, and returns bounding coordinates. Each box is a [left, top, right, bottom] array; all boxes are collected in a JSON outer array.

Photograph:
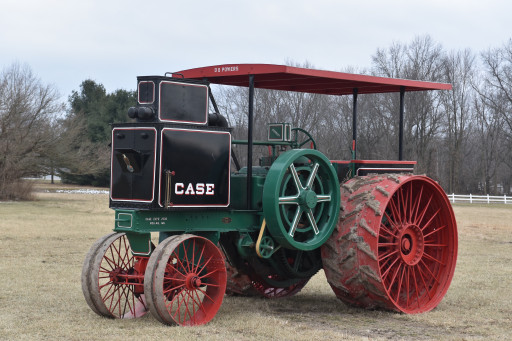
[[176, 64, 452, 95]]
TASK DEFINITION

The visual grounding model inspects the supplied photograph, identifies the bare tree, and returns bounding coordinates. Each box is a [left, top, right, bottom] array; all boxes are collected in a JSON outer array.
[[0, 63, 63, 199], [480, 39, 512, 139], [473, 94, 506, 194], [440, 49, 476, 193], [371, 35, 446, 177]]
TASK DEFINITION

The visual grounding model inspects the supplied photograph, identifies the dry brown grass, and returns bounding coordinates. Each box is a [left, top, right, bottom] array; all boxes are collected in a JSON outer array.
[[0, 187, 511, 340]]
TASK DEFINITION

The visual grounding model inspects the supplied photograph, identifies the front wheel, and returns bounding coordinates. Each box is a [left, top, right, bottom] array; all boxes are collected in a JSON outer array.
[[81, 233, 148, 319], [144, 234, 227, 326]]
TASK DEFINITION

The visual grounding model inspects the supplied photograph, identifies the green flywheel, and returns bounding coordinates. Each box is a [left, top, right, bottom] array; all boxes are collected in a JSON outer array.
[[262, 149, 340, 250]]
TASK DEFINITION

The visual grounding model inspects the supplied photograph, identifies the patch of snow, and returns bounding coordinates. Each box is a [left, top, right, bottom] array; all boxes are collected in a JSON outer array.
[[54, 189, 109, 195]]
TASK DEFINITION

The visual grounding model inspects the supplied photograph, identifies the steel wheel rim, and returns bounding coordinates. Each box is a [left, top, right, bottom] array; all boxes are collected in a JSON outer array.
[[378, 177, 457, 313]]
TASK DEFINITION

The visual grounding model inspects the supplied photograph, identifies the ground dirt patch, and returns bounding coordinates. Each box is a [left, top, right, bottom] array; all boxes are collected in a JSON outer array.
[[0, 187, 510, 340]]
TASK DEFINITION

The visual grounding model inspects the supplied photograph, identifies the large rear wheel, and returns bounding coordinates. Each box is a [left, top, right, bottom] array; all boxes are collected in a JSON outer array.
[[322, 174, 457, 313]]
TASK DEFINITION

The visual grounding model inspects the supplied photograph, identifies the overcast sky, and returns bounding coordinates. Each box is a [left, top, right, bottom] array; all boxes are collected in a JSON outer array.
[[1, 0, 511, 102]]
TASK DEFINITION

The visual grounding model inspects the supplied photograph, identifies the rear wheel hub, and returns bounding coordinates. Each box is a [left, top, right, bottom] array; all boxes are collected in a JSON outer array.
[[399, 225, 424, 266]]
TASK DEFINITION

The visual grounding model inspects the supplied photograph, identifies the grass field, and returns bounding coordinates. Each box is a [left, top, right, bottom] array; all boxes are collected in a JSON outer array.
[[0, 184, 511, 340]]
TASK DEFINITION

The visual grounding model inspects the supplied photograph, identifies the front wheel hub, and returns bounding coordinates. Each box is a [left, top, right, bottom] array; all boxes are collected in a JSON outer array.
[[185, 273, 202, 290]]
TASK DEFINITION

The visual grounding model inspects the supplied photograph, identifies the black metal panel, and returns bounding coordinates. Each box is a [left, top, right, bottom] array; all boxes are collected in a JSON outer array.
[[159, 81, 208, 124], [111, 127, 157, 202], [135, 76, 210, 124], [138, 81, 155, 104], [159, 128, 231, 207]]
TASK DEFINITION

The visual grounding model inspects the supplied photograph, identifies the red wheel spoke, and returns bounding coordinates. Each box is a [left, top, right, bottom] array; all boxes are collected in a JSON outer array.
[[380, 221, 398, 238], [172, 253, 190, 278], [419, 259, 441, 284], [381, 256, 400, 280], [408, 183, 413, 223], [414, 194, 433, 226], [424, 243, 447, 247], [120, 235, 133, 268], [422, 251, 445, 266], [395, 265, 405, 303], [423, 225, 446, 239], [169, 291, 183, 322], [164, 277, 186, 282], [199, 267, 222, 280], [387, 262, 402, 291], [99, 280, 114, 291], [378, 242, 399, 247], [412, 185, 424, 223], [181, 241, 193, 273], [416, 265, 432, 300], [405, 266, 410, 307], [187, 288, 203, 310], [101, 254, 117, 271], [395, 190, 403, 225], [420, 207, 441, 232], [398, 187, 407, 224], [194, 290, 208, 315], [378, 249, 399, 262], [113, 285, 124, 317], [196, 286, 216, 303], [411, 266, 421, 309], [388, 196, 402, 227], [195, 255, 214, 276], [107, 285, 122, 315], [401, 187, 409, 223], [192, 243, 206, 274], [163, 283, 186, 295], [122, 285, 134, 317], [191, 238, 197, 273], [111, 239, 129, 270]]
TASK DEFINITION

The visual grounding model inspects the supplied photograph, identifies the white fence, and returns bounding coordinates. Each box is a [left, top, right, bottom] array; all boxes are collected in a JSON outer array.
[[448, 193, 512, 204]]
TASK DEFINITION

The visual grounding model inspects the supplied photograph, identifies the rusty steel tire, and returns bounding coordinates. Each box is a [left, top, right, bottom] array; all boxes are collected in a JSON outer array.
[[321, 174, 458, 314], [82, 232, 149, 319], [81, 232, 117, 316]]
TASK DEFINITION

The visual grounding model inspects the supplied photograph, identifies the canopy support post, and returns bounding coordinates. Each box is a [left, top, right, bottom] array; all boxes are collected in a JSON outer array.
[[352, 88, 358, 160], [247, 75, 255, 209], [399, 86, 405, 161]]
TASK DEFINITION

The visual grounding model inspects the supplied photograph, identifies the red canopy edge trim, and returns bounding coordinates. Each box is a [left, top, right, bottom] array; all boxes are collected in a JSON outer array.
[[175, 64, 452, 95]]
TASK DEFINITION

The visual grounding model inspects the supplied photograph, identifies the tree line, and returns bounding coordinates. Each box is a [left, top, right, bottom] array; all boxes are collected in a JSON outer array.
[[0, 68, 135, 199], [0, 35, 510, 200]]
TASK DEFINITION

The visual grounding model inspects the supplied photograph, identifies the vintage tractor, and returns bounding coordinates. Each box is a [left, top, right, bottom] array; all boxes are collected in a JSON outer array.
[[81, 64, 458, 326]]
